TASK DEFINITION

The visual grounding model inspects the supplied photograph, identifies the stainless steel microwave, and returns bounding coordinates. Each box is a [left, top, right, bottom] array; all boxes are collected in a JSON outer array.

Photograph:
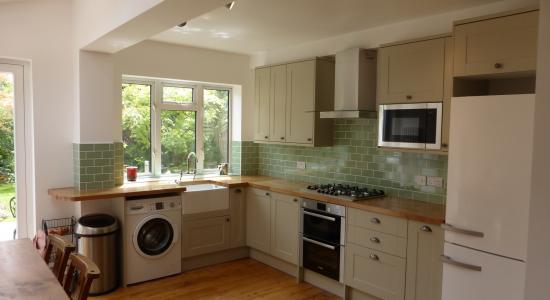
[[378, 103, 442, 150]]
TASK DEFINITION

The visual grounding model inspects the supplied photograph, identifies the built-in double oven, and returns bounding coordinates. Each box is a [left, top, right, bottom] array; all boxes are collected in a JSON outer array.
[[300, 198, 345, 282]]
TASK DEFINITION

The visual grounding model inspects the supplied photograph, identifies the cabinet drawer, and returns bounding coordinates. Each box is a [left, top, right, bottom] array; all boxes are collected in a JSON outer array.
[[345, 244, 406, 300], [348, 208, 407, 238], [348, 226, 407, 258]]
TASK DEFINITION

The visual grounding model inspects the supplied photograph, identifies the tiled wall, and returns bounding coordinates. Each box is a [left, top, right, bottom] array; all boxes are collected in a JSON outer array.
[[241, 119, 448, 204], [230, 141, 258, 175], [73, 143, 122, 190]]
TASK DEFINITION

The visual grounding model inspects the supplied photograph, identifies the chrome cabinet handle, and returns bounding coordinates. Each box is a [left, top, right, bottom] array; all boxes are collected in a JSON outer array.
[[420, 225, 432, 232], [303, 211, 336, 222], [235, 188, 242, 193], [303, 237, 336, 250], [369, 254, 379, 261], [280, 137, 285, 140], [265, 192, 270, 196], [370, 217, 381, 224], [370, 237, 380, 244], [441, 255, 482, 272], [494, 63, 503, 69], [406, 95, 413, 100], [441, 223, 484, 238], [293, 198, 298, 202]]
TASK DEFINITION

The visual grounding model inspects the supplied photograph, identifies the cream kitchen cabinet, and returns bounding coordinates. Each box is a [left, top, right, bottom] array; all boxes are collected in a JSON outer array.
[[269, 65, 287, 142], [270, 192, 300, 264], [229, 187, 246, 248], [182, 216, 231, 258], [405, 221, 444, 300], [453, 9, 538, 77], [254, 67, 271, 142], [246, 188, 300, 265], [253, 58, 334, 146], [377, 37, 448, 104], [246, 188, 271, 253]]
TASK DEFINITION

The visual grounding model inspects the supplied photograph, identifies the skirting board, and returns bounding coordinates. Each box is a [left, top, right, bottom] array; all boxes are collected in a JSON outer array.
[[182, 247, 249, 271], [249, 249, 299, 278]]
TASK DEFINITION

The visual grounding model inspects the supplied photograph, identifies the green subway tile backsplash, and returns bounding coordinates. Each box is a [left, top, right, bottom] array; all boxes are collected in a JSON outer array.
[[230, 141, 258, 176], [73, 143, 124, 190], [245, 119, 448, 204]]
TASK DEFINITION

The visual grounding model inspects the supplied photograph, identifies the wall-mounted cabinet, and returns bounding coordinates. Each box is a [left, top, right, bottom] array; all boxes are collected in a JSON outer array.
[[376, 36, 453, 151], [246, 188, 300, 265], [453, 9, 539, 78], [253, 58, 334, 147]]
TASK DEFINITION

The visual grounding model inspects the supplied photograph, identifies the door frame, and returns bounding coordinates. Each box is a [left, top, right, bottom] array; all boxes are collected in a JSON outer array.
[[0, 59, 34, 239]]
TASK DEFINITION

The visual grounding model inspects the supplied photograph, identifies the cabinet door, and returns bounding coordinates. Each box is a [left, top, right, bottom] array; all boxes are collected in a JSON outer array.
[[270, 193, 299, 264], [453, 10, 538, 77], [246, 188, 271, 253], [229, 187, 246, 248], [286, 60, 315, 144], [345, 244, 406, 300], [405, 221, 444, 300], [269, 65, 287, 142], [254, 67, 271, 141], [377, 38, 446, 104], [182, 216, 230, 258]]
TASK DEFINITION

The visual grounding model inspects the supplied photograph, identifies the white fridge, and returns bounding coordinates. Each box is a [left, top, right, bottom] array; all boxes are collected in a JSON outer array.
[[442, 94, 536, 300]]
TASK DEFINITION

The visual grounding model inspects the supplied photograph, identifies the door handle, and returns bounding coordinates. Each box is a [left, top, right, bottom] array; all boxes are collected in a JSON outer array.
[[420, 225, 432, 232], [441, 223, 484, 238], [369, 237, 380, 244], [303, 211, 336, 222], [302, 237, 336, 250], [441, 255, 482, 272], [370, 217, 381, 224]]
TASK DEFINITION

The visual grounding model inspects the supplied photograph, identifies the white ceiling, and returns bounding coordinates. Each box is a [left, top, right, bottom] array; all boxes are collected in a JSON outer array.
[[150, 0, 504, 55]]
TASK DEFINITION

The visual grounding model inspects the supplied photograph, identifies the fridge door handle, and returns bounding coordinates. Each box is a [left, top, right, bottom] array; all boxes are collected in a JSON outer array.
[[441, 255, 482, 272], [441, 223, 484, 238]]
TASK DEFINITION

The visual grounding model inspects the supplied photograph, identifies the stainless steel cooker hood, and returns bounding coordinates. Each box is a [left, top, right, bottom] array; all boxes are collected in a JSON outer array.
[[320, 48, 377, 119]]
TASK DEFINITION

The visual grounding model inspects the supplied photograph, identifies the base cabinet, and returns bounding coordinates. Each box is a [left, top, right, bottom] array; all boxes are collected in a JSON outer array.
[[182, 216, 230, 258], [246, 188, 299, 265], [405, 221, 444, 300]]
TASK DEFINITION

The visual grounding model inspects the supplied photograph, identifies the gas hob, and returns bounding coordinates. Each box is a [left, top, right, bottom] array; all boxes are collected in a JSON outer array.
[[303, 184, 385, 201]]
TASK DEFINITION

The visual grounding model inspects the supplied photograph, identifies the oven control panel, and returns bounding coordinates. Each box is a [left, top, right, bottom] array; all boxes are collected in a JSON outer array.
[[301, 198, 345, 217]]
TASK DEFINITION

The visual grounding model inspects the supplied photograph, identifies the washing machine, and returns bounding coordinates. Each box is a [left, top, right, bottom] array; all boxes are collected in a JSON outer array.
[[125, 193, 182, 285]]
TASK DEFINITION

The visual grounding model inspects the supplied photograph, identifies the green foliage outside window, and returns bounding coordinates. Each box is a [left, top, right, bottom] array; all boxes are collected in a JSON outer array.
[[0, 73, 14, 183]]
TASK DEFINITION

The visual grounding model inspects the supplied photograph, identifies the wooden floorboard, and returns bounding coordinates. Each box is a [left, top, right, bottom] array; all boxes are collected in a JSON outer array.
[[92, 258, 341, 300]]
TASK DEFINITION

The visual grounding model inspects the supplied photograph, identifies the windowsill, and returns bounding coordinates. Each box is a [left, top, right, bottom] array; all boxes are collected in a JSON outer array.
[[124, 172, 237, 184]]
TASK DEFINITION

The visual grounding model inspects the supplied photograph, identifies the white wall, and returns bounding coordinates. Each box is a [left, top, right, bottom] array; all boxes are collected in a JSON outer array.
[[252, 0, 538, 66], [524, 0, 550, 298], [0, 0, 76, 231], [113, 40, 254, 141]]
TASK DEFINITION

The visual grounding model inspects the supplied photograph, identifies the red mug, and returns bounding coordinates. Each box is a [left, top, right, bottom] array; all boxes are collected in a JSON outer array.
[[127, 166, 138, 181]]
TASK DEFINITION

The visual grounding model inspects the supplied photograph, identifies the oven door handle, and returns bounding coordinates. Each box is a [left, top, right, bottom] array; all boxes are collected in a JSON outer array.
[[303, 210, 336, 222], [302, 237, 336, 250]]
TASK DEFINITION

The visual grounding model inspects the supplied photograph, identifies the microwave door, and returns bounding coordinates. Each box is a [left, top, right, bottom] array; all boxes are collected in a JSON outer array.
[[378, 103, 428, 149]]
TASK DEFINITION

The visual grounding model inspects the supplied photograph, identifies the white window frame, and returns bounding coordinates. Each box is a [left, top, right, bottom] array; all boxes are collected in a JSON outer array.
[[122, 76, 232, 178]]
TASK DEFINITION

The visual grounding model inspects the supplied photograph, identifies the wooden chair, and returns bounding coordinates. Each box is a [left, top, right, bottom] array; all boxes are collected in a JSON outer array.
[[43, 234, 76, 283], [63, 253, 100, 300]]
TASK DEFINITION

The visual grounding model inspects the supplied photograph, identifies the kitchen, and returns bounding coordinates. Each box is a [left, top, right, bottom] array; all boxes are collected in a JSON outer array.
[[0, 0, 548, 299]]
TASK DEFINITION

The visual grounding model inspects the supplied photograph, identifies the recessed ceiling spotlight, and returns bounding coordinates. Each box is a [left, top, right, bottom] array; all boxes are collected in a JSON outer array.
[[178, 21, 187, 28], [225, 1, 236, 11]]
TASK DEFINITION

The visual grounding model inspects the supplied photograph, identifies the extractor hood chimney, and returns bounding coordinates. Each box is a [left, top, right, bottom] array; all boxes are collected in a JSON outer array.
[[320, 48, 377, 118]]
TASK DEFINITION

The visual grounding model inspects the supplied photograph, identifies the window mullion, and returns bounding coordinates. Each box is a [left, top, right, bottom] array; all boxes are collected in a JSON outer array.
[[152, 80, 162, 177], [196, 85, 204, 170]]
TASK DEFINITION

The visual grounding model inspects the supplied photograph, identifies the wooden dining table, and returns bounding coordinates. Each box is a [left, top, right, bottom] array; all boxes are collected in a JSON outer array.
[[0, 239, 69, 299]]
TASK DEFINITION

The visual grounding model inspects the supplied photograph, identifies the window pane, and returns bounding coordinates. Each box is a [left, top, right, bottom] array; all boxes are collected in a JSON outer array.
[[122, 83, 151, 173], [163, 86, 193, 104], [203, 89, 229, 169], [161, 110, 196, 174]]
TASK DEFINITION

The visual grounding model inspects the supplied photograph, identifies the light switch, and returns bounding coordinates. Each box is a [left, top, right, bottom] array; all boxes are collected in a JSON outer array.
[[297, 161, 306, 169], [427, 176, 444, 188]]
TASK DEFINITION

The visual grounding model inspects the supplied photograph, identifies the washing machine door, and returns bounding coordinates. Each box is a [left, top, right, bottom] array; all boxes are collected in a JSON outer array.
[[133, 214, 179, 259]]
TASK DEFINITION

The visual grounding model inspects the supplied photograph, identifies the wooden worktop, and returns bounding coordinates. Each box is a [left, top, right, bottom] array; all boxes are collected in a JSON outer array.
[[48, 175, 445, 224]]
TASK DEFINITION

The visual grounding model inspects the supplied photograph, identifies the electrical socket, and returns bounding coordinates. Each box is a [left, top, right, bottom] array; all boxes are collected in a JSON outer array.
[[427, 176, 444, 188], [296, 161, 306, 169], [415, 175, 427, 186]]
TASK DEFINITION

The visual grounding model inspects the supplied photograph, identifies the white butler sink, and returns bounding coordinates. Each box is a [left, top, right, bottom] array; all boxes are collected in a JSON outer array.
[[182, 184, 229, 214]]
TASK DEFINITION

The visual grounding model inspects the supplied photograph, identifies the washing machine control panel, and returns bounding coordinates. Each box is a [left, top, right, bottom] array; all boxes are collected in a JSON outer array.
[[125, 196, 182, 214]]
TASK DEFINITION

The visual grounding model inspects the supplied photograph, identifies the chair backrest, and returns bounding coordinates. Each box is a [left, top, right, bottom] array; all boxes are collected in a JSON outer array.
[[63, 253, 101, 300], [43, 234, 76, 283]]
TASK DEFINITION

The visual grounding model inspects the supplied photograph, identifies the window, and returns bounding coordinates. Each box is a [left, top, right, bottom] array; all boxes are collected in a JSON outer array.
[[122, 77, 230, 177]]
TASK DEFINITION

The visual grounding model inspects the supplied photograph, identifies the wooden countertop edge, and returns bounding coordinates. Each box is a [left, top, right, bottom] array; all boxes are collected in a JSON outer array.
[[49, 177, 444, 224]]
